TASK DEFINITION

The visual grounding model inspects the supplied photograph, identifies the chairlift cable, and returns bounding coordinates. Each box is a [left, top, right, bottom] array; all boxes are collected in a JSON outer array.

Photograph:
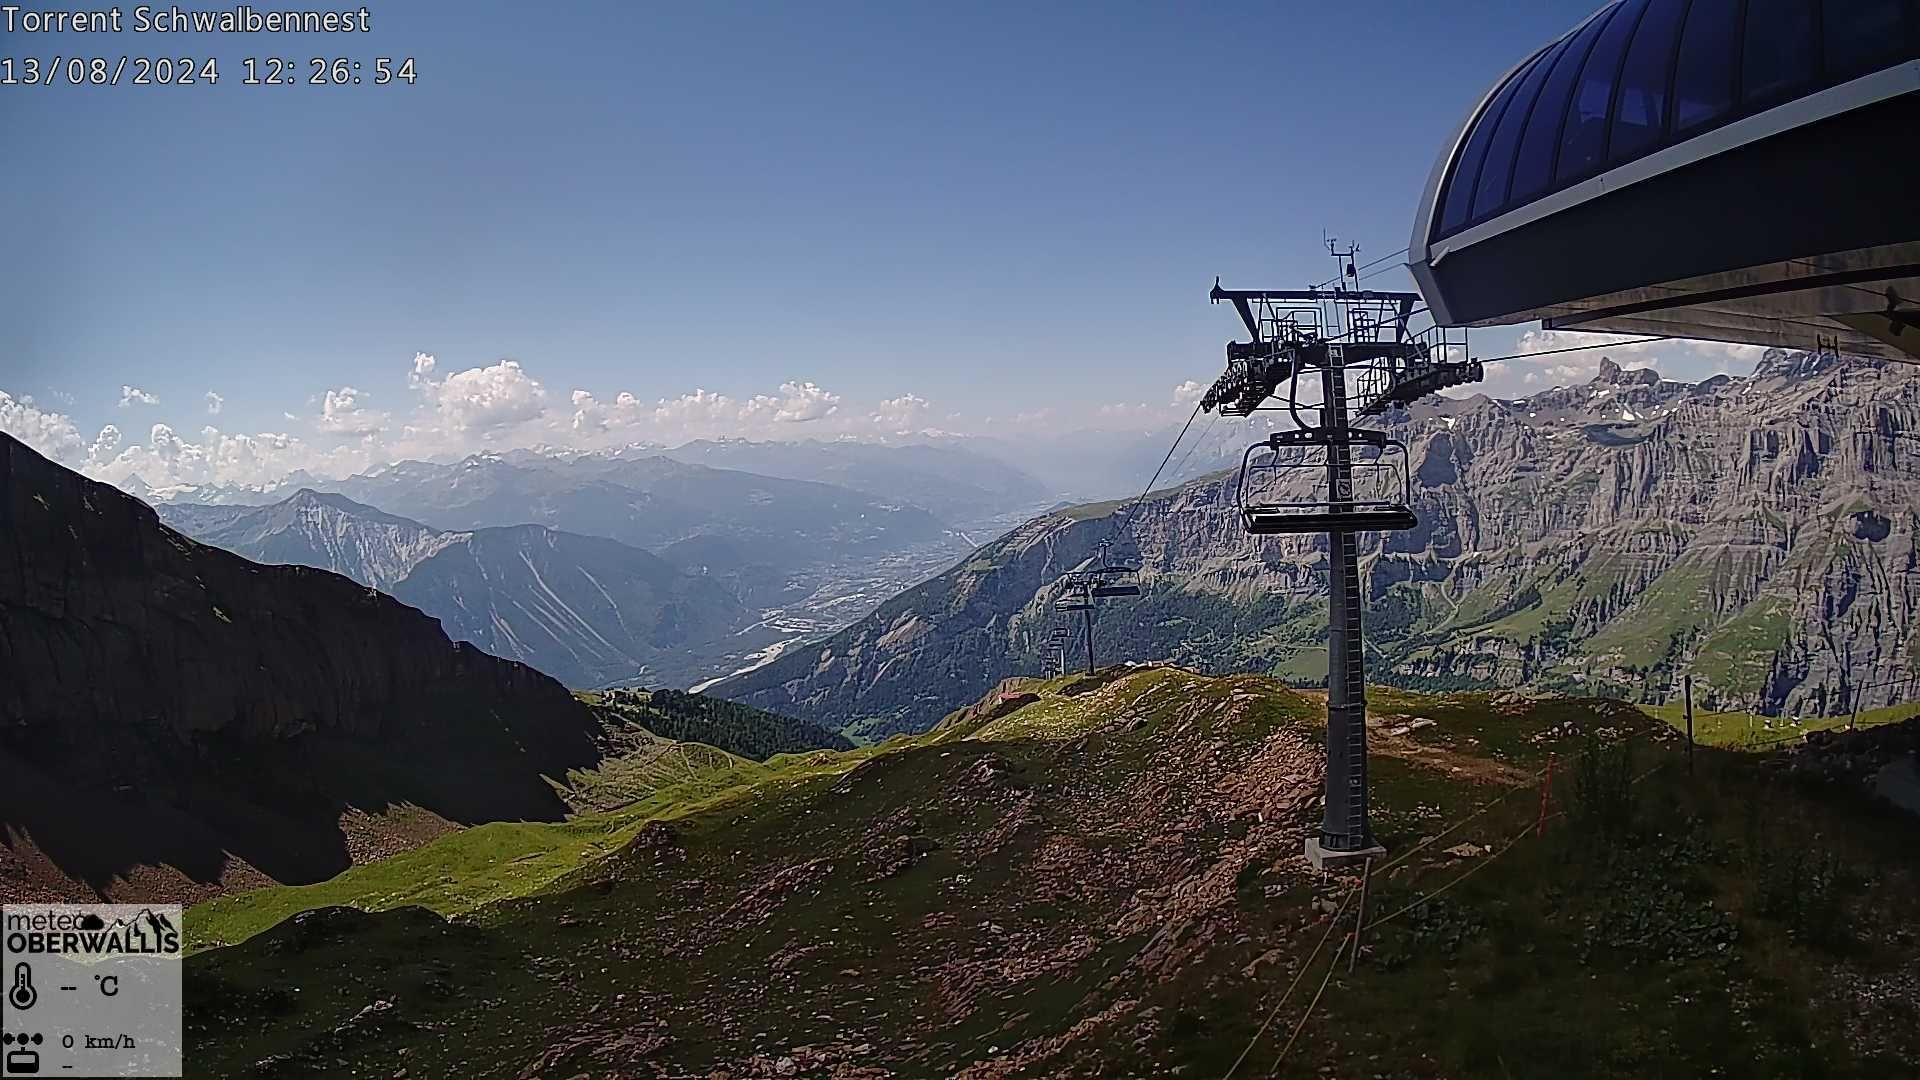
[[1365, 756, 1672, 933], [1105, 400, 1205, 551], [1312, 246, 1408, 290], [1355, 260, 1411, 285], [1040, 396, 1201, 666], [1221, 880, 1360, 1079], [1268, 929, 1353, 1076], [1474, 336, 1670, 364], [1477, 330, 1919, 368], [1371, 724, 1685, 895], [1163, 411, 1219, 490]]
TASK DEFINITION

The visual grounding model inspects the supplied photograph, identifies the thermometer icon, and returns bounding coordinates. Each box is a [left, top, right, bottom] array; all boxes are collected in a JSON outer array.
[[7, 962, 35, 1010]]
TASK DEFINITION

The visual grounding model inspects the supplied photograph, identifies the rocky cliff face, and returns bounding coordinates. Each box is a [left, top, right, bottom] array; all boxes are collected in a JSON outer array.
[[0, 433, 607, 900], [718, 353, 1920, 734], [1370, 351, 1920, 715]]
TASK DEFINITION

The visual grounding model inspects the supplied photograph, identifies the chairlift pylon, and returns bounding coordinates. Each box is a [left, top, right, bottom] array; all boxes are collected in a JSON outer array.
[[1198, 260, 1483, 871]]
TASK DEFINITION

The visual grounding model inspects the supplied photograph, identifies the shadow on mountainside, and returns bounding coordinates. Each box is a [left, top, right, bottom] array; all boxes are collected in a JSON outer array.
[[0, 699, 602, 900], [0, 431, 605, 902]]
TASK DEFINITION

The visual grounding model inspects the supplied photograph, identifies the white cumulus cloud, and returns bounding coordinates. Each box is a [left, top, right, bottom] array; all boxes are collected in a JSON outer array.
[[870, 393, 930, 433], [413, 358, 547, 436], [90, 424, 122, 461], [0, 391, 87, 464], [317, 386, 388, 436], [654, 388, 742, 428], [21, 345, 1271, 494], [83, 422, 368, 493], [741, 380, 840, 424], [1466, 329, 1778, 397], [408, 351, 437, 388]]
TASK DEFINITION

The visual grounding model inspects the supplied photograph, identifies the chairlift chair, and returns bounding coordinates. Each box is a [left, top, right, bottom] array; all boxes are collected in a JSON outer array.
[[1237, 427, 1417, 534], [1083, 538, 1142, 597], [1088, 561, 1141, 598], [1086, 539, 1137, 578]]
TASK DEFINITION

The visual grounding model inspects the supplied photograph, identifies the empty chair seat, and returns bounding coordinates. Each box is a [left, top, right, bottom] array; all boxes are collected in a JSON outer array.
[[1243, 506, 1419, 534], [1091, 583, 1141, 598], [1234, 424, 1419, 536]]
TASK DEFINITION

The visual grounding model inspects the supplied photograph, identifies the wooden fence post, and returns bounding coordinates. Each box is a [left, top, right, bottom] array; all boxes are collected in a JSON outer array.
[[1683, 674, 1695, 776]]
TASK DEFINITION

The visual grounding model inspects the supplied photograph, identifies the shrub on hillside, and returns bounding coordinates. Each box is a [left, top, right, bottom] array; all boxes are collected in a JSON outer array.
[[1568, 734, 1637, 844]]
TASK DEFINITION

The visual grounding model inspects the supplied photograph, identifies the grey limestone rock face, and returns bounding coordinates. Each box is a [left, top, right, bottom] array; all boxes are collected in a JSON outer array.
[[718, 352, 1920, 733]]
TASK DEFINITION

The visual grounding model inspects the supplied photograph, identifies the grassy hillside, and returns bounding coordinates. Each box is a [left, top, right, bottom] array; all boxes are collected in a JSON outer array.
[[188, 692, 853, 951], [184, 740, 873, 954], [184, 670, 1920, 1077], [1639, 697, 1920, 748]]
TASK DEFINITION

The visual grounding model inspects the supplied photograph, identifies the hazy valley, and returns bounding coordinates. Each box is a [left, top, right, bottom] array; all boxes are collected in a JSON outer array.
[[151, 440, 1058, 690]]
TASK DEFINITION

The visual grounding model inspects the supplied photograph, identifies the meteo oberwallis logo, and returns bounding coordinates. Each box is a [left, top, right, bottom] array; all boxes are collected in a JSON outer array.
[[3, 904, 185, 1076], [4, 908, 181, 959]]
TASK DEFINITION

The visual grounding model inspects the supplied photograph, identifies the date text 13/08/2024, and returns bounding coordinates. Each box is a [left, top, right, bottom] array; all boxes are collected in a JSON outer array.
[[0, 56, 415, 87]]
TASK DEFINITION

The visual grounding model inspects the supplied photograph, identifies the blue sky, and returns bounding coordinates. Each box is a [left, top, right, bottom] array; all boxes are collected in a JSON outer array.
[[0, 1, 1756, 488]]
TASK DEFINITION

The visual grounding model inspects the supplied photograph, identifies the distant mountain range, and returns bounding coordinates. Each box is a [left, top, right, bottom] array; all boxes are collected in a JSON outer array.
[[145, 444, 1050, 610], [156, 491, 457, 592], [716, 351, 1920, 736], [143, 441, 1064, 689], [654, 438, 1052, 521], [290, 452, 948, 597], [146, 438, 1054, 534], [158, 491, 748, 689]]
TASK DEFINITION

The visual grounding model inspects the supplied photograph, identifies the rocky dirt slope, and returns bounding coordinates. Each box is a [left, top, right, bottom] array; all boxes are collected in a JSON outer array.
[[183, 670, 1920, 1077]]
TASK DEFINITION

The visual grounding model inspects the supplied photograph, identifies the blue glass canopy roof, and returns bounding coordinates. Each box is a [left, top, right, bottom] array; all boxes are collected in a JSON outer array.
[[1429, 0, 1918, 242]]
